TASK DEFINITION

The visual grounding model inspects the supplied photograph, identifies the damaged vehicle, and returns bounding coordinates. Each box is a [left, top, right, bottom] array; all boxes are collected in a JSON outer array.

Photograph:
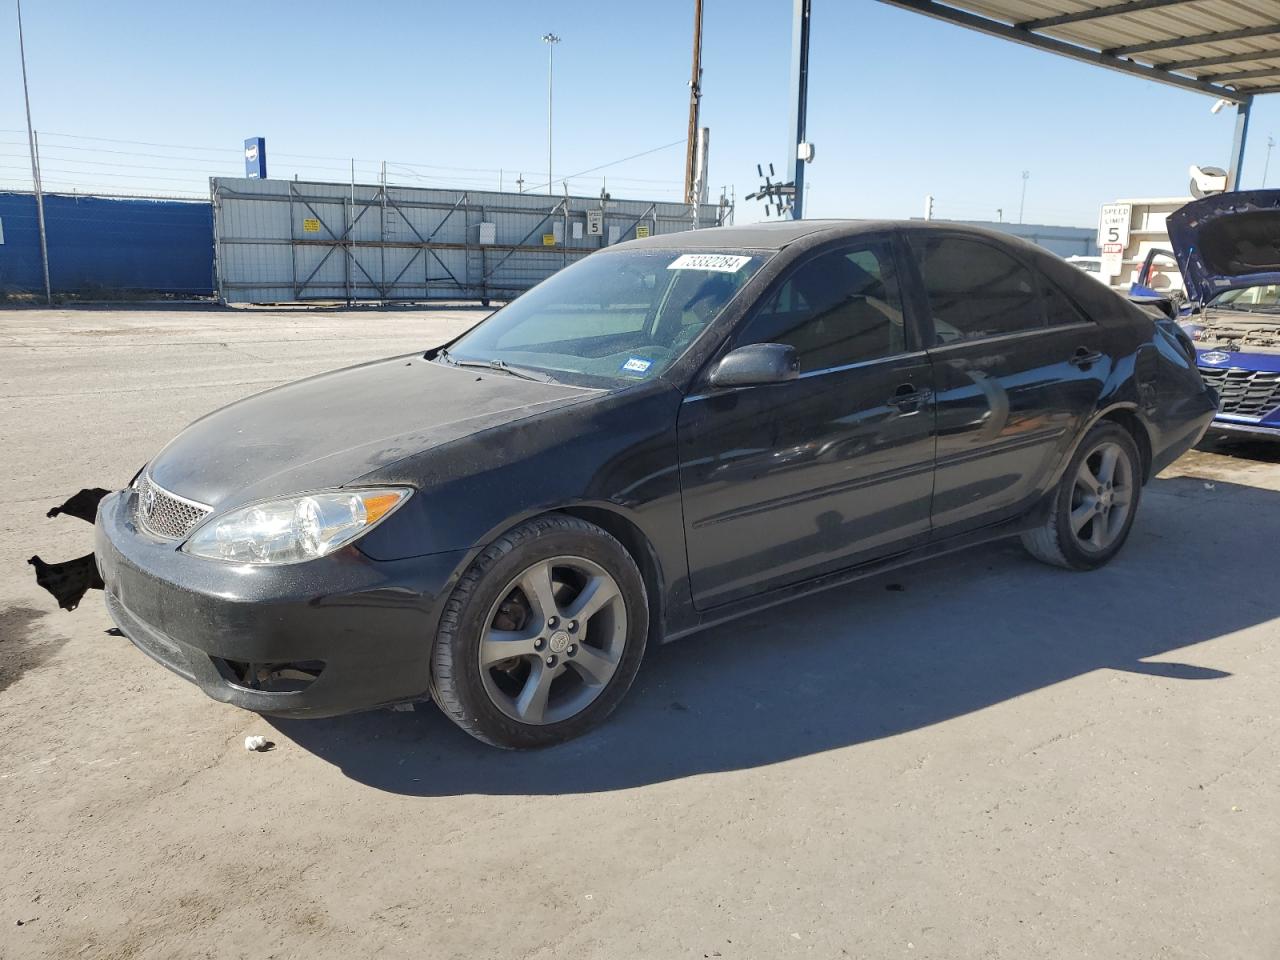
[[1167, 190, 1280, 440], [94, 221, 1216, 749]]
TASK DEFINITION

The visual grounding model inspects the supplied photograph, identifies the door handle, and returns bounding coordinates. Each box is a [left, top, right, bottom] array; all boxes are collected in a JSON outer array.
[[888, 383, 932, 412], [1070, 347, 1103, 369]]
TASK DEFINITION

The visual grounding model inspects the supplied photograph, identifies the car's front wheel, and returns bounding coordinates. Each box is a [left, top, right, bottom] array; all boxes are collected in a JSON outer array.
[[1021, 421, 1143, 570], [431, 514, 649, 749]]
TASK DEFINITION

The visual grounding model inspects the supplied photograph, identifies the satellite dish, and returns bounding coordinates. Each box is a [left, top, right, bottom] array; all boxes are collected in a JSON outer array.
[[1190, 164, 1228, 199]]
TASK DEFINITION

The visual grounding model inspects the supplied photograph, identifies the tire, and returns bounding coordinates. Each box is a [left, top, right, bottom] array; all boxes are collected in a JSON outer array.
[[1020, 421, 1143, 571], [431, 514, 649, 749]]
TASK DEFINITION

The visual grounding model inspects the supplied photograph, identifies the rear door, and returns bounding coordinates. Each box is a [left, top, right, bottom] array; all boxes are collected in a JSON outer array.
[[906, 233, 1108, 535], [677, 236, 937, 609]]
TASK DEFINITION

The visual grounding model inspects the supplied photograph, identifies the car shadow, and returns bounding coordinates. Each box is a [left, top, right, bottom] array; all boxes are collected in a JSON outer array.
[[1196, 433, 1280, 464], [272, 471, 1276, 796]]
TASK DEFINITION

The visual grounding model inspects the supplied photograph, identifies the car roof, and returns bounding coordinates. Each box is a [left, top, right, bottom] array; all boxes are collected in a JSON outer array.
[[616, 218, 1039, 253]]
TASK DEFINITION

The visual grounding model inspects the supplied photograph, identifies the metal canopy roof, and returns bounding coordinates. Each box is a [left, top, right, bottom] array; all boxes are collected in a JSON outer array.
[[877, 0, 1280, 101]]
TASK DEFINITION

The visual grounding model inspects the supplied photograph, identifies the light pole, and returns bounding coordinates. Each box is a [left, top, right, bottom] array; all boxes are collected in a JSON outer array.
[[542, 33, 561, 196], [1018, 170, 1030, 224], [16, 0, 51, 304], [1264, 136, 1275, 187]]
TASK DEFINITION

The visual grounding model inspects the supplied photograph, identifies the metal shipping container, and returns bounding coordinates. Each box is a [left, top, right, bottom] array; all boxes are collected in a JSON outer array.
[[213, 177, 725, 304]]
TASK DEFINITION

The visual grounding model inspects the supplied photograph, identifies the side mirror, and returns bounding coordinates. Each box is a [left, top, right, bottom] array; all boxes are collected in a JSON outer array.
[[708, 343, 799, 388]]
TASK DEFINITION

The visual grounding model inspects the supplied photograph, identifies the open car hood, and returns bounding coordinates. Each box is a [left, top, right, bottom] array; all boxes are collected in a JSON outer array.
[[1167, 190, 1280, 305]]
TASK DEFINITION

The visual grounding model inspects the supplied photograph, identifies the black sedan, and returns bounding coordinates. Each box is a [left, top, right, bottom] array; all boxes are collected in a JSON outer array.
[[95, 220, 1216, 748]]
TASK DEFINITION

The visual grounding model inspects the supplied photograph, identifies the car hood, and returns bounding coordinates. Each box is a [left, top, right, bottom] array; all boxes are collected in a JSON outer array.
[[1167, 190, 1280, 305], [145, 354, 599, 509]]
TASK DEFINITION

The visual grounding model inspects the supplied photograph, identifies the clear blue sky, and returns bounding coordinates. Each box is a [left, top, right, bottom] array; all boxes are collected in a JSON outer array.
[[2, 0, 1277, 228]]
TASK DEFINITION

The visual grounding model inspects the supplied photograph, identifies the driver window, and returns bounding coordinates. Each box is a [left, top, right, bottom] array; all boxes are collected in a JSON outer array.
[[733, 241, 906, 373]]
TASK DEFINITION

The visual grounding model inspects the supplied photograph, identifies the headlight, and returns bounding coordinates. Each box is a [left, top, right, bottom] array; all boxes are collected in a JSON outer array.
[[182, 488, 410, 564]]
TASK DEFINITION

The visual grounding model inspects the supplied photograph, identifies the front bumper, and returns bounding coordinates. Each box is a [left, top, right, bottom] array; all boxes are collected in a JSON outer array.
[[1205, 417, 1280, 440], [95, 489, 469, 718]]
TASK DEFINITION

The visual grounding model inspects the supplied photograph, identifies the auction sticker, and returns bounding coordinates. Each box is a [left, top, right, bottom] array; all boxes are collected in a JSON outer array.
[[667, 253, 752, 273]]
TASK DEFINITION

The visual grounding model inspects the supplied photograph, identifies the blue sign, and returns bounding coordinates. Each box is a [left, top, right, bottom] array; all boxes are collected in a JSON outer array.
[[244, 137, 267, 179]]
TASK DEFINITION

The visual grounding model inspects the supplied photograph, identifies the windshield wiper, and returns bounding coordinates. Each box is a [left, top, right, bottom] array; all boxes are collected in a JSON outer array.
[[436, 348, 558, 383]]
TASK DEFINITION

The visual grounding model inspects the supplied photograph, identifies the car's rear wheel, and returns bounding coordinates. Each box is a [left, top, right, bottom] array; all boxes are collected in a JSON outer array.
[[1021, 421, 1143, 571], [431, 514, 648, 749]]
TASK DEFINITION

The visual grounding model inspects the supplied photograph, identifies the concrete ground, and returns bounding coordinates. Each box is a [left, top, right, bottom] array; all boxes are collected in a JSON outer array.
[[2, 305, 1278, 960]]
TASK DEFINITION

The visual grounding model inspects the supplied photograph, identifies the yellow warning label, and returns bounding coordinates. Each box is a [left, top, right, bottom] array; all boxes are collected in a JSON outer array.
[[636, 225, 651, 239], [542, 233, 557, 246], [302, 217, 321, 233]]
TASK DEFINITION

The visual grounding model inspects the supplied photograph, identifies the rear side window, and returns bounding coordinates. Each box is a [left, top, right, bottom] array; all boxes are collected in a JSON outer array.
[[1041, 274, 1090, 327], [735, 241, 907, 372], [914, 236, 1043, 343]]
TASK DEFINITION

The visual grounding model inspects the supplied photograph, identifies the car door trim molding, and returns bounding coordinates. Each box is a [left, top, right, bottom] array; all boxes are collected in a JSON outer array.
[[690, 458, 937, 529], [931, 425, 1069, 471], [682, 349, 932, 403], [925, 320, 1097, 356]]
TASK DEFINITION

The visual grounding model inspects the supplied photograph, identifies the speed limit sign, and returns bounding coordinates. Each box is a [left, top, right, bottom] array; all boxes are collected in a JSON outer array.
[[1097, 203, 1131, 276], [1095, 203, 1136, 273]]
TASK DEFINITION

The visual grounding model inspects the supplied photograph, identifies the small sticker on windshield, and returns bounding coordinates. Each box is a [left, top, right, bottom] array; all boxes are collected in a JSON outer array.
[[667, 253, 752, 273], [621, 357, 652, 374]]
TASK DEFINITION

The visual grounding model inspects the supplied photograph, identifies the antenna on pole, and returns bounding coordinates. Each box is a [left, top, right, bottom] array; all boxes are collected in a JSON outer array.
[[683, 0, 704, 205], [746, 162, 796, 219]]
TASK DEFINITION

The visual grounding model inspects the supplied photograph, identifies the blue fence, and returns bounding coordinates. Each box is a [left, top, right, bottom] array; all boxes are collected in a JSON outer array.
[[0, 192, 214, 297]]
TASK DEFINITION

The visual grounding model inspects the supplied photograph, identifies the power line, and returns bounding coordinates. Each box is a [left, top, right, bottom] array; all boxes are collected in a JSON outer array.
[[20, 130, 242, 154], [521, 139, 685, 194]]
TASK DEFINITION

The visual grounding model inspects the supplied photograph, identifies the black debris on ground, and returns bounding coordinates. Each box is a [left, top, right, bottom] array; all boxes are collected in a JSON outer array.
[[28, 554, 104, 612], [45, 488, 111, 523]]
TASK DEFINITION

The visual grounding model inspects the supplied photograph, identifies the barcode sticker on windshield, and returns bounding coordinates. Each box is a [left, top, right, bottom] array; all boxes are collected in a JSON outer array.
[[667, 254, 752, 273]]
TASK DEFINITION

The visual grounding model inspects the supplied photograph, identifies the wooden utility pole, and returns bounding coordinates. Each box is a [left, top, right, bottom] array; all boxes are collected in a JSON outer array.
[[683, 0, 704, 205]]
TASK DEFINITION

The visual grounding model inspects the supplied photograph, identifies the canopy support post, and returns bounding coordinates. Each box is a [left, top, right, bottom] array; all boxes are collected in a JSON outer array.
[[1227, 98, 1252, 191], [786, 0, 812, 220]]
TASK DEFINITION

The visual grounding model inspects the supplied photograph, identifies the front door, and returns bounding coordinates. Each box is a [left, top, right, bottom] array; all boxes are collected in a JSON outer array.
[[677, 237, 937, 610], [905, 232, 1109, 535]]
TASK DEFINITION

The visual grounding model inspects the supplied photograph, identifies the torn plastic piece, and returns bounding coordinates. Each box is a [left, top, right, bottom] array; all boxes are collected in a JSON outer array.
[[46, 488, 111, 523], [244, 736, 274, 752], [28, 554, 104, 611]]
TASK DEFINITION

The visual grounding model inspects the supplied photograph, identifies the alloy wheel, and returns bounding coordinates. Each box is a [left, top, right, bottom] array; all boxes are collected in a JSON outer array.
[[1069, 440, 1134, 554], [478, 556, 628, 725]]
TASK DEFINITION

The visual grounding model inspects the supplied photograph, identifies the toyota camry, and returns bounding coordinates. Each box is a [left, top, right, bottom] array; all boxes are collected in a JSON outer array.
[[95, 220, 1217, 748]]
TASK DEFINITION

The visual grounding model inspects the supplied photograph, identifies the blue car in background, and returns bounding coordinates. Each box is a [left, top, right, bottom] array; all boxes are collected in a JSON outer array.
[[1166, 190, 1280, 440]]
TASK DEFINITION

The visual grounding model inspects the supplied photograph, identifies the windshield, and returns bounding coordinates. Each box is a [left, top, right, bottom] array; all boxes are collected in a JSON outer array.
[[1210, 284, 1280, 312], [443, 250, 768, 385]]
